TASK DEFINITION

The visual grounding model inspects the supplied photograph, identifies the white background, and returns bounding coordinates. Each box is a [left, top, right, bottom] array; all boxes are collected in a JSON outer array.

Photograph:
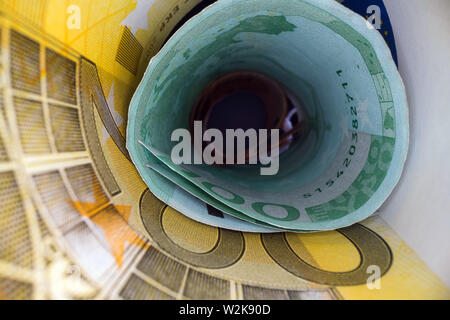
[[381, 0, 450, 287]]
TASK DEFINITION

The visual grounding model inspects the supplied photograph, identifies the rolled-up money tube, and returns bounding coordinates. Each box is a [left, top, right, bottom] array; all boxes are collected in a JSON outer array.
[[127, 0, 409, 232]]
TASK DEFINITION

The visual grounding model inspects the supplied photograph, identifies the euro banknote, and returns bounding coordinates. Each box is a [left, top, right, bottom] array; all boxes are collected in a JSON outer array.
[[127, 0, 409, 232], [0, 0, 448, 300]]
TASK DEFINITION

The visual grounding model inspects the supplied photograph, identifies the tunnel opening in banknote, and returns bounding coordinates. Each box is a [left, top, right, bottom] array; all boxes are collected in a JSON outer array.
[[127, 0, 409, 231]]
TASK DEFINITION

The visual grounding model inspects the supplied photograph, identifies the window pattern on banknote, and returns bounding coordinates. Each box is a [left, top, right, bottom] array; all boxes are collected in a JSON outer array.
[[0, 21, 139, 298], [115, 27, 143, 76], [0, 277, 33, 300], [0, 172, 33, 268], [119, 274, 173, 300]]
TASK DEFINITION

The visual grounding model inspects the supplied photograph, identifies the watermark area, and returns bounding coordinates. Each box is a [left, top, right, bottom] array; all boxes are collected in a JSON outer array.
[[171, 121, 280, 175], [367, 265, 382, 290]]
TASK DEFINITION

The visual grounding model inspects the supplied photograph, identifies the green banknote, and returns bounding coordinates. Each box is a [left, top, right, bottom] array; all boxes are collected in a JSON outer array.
[[144, 155, 282, 232], [141, 141, 305, 232], [127, 0, 409, 231], [0, 0, 448, 301]]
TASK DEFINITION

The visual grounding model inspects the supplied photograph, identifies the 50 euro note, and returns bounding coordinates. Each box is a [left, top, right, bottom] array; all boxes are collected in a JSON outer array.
[[0, 0, 448, 300]]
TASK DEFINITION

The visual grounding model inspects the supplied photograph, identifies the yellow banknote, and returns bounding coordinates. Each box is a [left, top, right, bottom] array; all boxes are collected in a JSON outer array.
[[0, 0, 448, 300]]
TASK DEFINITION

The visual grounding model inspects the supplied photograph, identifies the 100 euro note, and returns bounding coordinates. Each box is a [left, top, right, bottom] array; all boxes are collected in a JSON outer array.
[[128, 0, 409, 233], [0, 0, 448, 300]]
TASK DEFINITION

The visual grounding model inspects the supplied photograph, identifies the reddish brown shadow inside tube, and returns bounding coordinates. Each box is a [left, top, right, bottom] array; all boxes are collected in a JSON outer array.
[[190, 71, 307, 164]]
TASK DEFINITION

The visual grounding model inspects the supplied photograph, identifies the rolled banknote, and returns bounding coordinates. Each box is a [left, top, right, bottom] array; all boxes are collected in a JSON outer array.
[[0, 0, 448, 300], [127, 0, 409, 232]]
